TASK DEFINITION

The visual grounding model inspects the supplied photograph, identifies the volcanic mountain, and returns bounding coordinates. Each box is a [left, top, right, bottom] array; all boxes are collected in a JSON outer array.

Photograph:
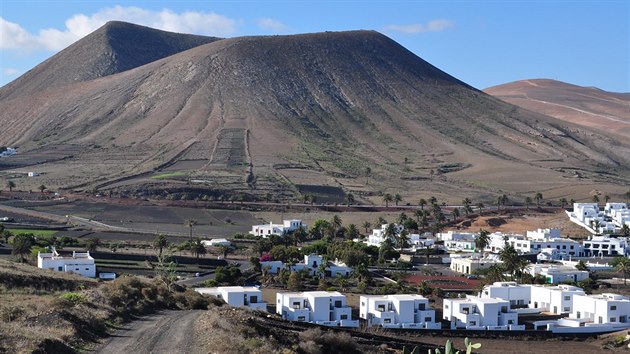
[[0, 21, 219, 102], [1, 22, 628, 203], [485, 79, 630, 140]]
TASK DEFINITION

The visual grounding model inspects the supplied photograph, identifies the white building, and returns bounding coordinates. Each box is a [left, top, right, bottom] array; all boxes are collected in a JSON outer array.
[[195, 286, 267, 311], [0, 147, 17, 157], [444, 238, 477, 253], [480, 282, 585, 315], [527, 264, 589, 284], [249, 219, 306, 238], [201, 238, 232, 247], [539, 293, 630, 333], [582, 235, 629, 257], [443, 296, 524, 330], [567, 203, 625, 234], [485, 229, 583, 259], [450, 255, 502, 274], [437, 231, 477, 242], [37, 247, 96, 278], [359, 294, 441, 329], [276, 291, 359, 327], [260, 254, 352, 278], [366, 223, 405, 247]]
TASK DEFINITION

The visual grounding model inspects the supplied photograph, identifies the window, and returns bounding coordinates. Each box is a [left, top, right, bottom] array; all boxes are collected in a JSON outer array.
[[564, 296, 570, 301], [564, 307, 570, 312], [298, 316, 305, 321], [377, 304, 385, 312], [424, 317, 432, 322], [501, 306, 508, 313], [611, 305, 617, 310], [418, 304, 425, 311], [469, 321, 476, 326], [462, 307, 470, 315], [361, 302, 365, 306], [577, 311, 581, 319], [599, 316, 603, 324], [292, 301, 301, 309], [562, 245, 566, 249], [445, 305, 449, 310], [250, 296, 258, 303], [85, 268, 89, 271], [340, 314, 348, 320], [335, 300, 342, 308], [508, 320, 513, 325], [58, 266, 63, 271], [384, 318, 391, 324]]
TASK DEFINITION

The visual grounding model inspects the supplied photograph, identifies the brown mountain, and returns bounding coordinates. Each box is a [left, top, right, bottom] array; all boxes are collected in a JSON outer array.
[[0, 21, 219, 101], [485, 79, 630, 140], [1, 24, 629, 203]]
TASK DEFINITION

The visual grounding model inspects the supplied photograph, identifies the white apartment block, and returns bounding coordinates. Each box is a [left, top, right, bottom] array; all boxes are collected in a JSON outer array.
[[480, 282, 585, 315], [450, 256, 502, 274], [567, 203, 627, 234], [37, 248, 96, 278], [249, 219, 306, 237], [260, 254, 352, 278], [582, 235, 629, 257], [569, 293, 630, 325], [443, 296, 523, 330], [437, 231, 477, 242], [195, 286, 267, 311], [276, 291, 359, 327], [445, 238, 477, 252], [359, 294, 441, 329]]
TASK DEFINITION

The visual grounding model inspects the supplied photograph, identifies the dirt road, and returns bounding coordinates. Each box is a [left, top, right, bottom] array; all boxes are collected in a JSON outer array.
[[96, 310, 203, 354]]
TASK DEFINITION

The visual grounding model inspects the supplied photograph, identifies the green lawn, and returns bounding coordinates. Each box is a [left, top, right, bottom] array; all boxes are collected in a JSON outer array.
[[8, 229, 58, 237], [151, 171, 188, 180]]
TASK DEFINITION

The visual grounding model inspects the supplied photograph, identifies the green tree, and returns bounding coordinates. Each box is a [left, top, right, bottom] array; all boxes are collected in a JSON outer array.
[[394, 194, 402, 206], [428, 196, 438, 206], [575, 260, 588, 271], [383, 223, 399, 245], [476, 202, 484, 215], [287, 271, 302, 291], [6, 180, 15, 192], [525, 196, 532, 210], [452, 208, 460, 222], [419, 198, 427, 211], [153, 234, 169, 257], [383, 193, 393, 207], [362, 221, 371, 234], [345, 193, 355, 206], [626, 190, 630, 201], [621, 224, 630, 237], [611, 257, 630, 285], [397, 230, 410, 250], [534, 192, 543, 208], [38, 184, 47, 193], [462, 198, 472, 217], [331, 215, 343, 232], [346, 224, 360, 240], [365, 167, 372, 185], [559, 198, 568, 209], [592, 194, 600, 204], [12, 234, 34, 262], [184, 219, 197, 243], [421, 245, 434, 265], [604, 195, 610, 204]]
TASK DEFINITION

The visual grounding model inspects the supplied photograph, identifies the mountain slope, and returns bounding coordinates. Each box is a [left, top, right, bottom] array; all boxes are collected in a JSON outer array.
[[485, 79, 630, 140], [0, 21, 219, 101], [1, 27, 629, 201]]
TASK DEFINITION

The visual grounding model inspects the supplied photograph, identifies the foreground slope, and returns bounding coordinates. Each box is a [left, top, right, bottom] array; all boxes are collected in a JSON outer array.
[[485, 79, 630, 140], [1, 27, 629, 201], [0, 21, 219, 101]]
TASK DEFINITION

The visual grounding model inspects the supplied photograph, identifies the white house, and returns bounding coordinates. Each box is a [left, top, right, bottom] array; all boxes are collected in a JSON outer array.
[[0, 147, 17, 157], [249, 219, 306, 238], [27, 172, 40, 177], [276, 291, 359, 327], [480, 282, 585, 314], [261, 254, 352, 278], [444, 238, 477, 253], [437, 231, 477, 242], [37, 247, 96, 278], [527, 264, 589, 284], [582, 235, 629, 257], [450, 255, 502, 274], [567, 203, 622, 234], [366, 223, 405, 247], [443, 296, 524, 330], [360, 294, 441, 329], [195, 286, 267, 311]]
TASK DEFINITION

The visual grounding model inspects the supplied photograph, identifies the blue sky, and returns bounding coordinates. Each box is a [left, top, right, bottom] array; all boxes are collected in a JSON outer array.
[[1, 1, 628, 92]]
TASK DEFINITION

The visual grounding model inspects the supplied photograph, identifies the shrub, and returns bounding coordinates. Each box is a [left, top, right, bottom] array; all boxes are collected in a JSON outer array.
[[299, 328, 360, 354], [0, 305, 25, 321], [59, 292, 85, 306]]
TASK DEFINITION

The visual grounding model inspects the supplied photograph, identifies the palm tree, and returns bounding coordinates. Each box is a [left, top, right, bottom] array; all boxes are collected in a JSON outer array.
[[496, 196, 503, 211], [11, 234, 33, 263], [397, 230, 410, 250], [191, 238, 207, 260], [612, 257, 630, 285], [525, 196, 532, 210], [6, 180, 15, 192], [346, 224, 359, 240], [153, 234, 169, 257], [428, 196, 437, 206], [604, 195, 610, 204], [362, 221, 372, 234], [452, 208, 460, 222], [626, 189, 630, 202], [331, 215, 343, 231], [621, 224, 630, 237], [383, 223, 399, 245], [592, 194, 600, 204], [394, 194, 402, 206], [421, 245, 434, 265], [414, 209, 423, 222], [383, 193, 393, 207], [475, 229, 490, 253], [476, 202, 484, 215], [38, 184, 47, 193], [365, 167, 371, 185], [419, 198, 427, 211], [184, 219, 197, 242], [534, 192, 543, 208], [420, 213, 428, 232], [575, 260, 588, 271]]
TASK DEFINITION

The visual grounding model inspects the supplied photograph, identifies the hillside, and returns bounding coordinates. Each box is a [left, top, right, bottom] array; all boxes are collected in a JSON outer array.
[[1, 25, 629, 203], [0, 21, 219, 101], [485, 79, 630, 140]]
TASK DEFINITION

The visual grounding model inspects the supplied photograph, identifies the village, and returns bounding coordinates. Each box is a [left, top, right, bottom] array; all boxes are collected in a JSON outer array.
[[15, 200, 630, 337]]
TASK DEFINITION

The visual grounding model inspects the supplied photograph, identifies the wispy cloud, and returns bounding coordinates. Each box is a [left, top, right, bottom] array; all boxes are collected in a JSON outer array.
[[0, 6, 237, 51], [385, 19, 453, 34], [256, 17, 288, 33], [2, 68, 21, 76]]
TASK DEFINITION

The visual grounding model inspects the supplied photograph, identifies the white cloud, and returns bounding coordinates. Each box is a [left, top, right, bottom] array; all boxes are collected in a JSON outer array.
[[256, 17, 288, 33], [2, 68, 22, 76], [1, 6, 237, 51], [385, 19, 453, 34]]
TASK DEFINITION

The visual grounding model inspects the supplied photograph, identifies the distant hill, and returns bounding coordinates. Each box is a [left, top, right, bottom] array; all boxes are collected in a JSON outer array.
[[1, 25, 629, 202], [485, 79, 630, 140], [0, 21, 220, 101]]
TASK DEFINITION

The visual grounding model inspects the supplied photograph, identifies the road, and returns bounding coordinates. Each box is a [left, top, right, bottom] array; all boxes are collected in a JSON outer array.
[[95, 310, 203, 354]]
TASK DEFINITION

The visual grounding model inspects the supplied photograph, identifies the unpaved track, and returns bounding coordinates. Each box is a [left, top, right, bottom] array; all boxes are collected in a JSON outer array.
[[96, 310, 203, 354]]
